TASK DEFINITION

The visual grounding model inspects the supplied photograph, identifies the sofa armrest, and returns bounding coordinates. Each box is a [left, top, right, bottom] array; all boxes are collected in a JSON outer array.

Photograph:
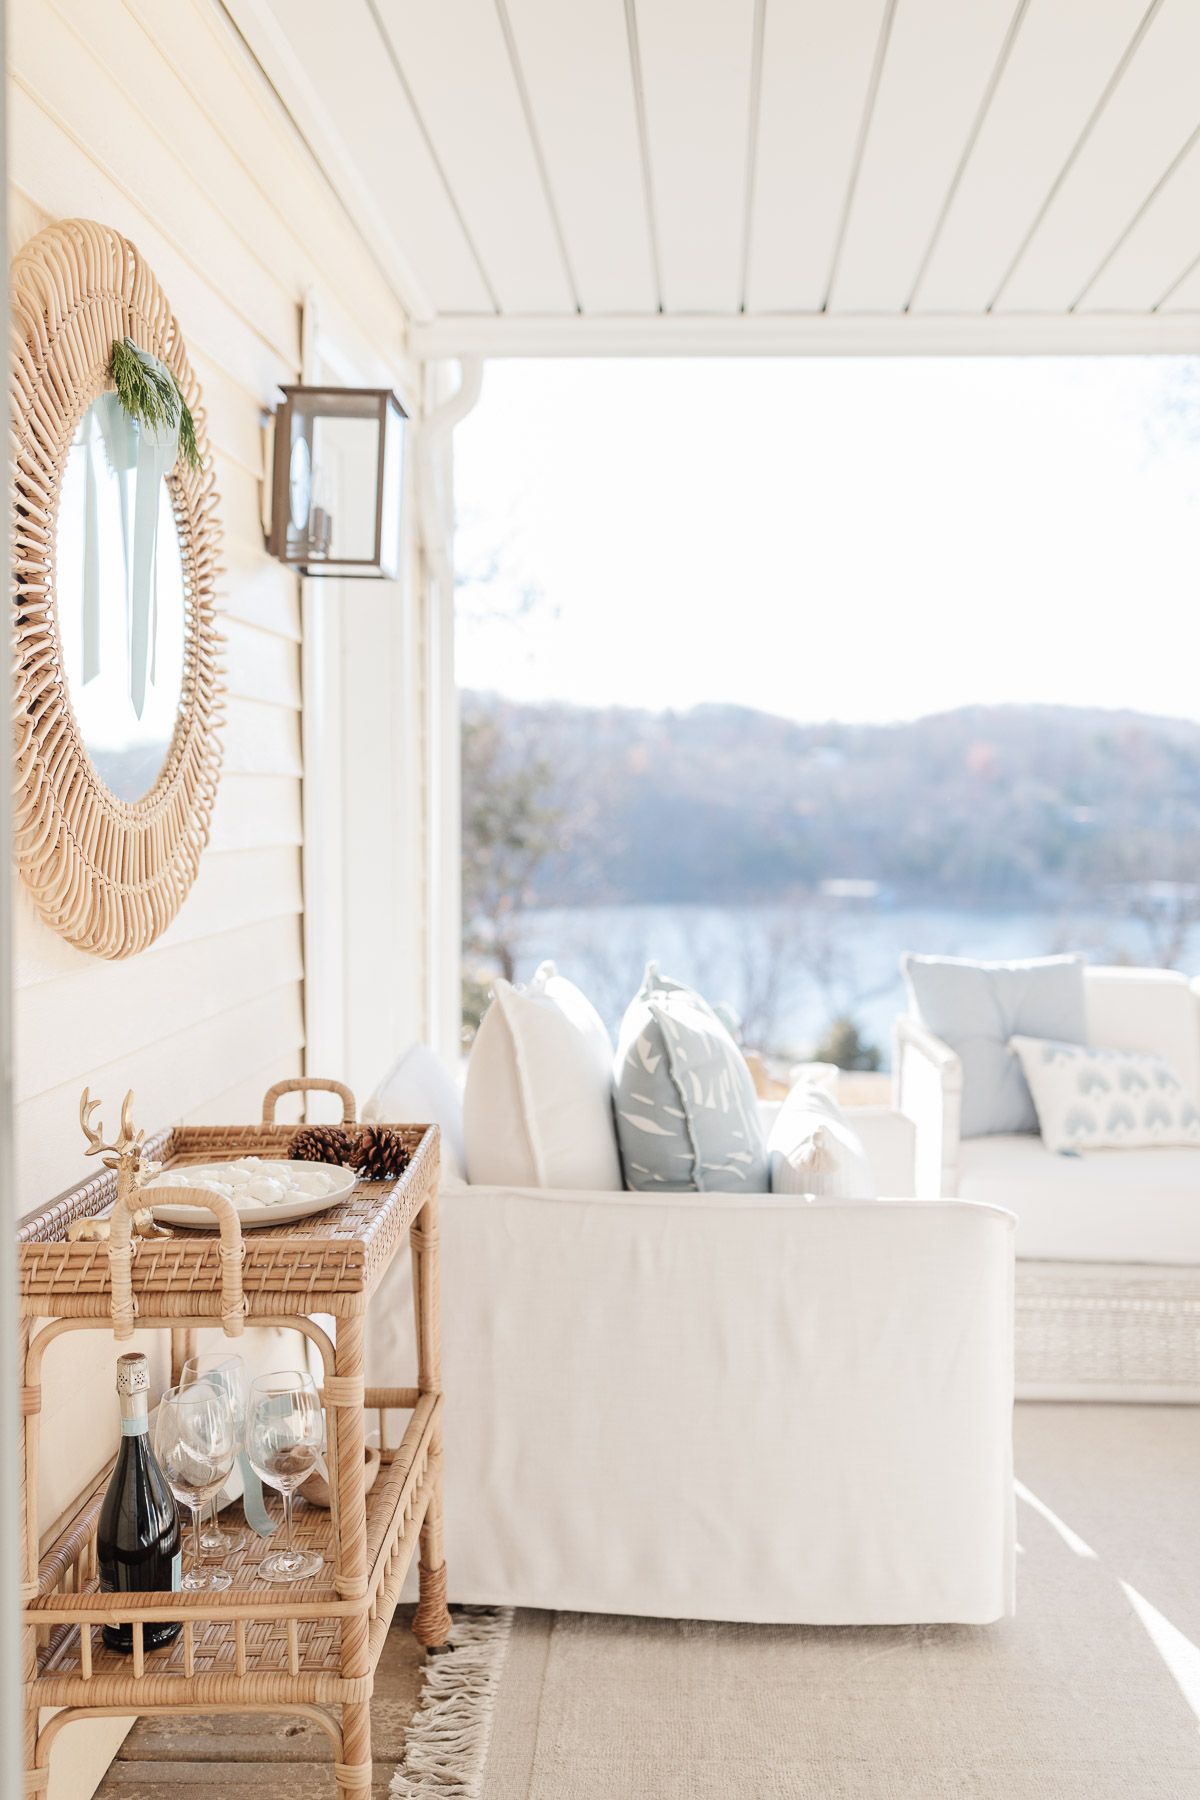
[[851, 1106, 917, 1197], [893, 1014, 963, 1198]]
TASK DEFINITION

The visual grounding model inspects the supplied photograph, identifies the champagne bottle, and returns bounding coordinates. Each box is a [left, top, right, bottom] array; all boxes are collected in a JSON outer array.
[[96, 1353, 182, 1653]]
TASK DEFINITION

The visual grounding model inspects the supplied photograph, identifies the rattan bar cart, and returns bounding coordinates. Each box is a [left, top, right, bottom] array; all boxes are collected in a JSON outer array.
[[17, 1076, 451, 1798]]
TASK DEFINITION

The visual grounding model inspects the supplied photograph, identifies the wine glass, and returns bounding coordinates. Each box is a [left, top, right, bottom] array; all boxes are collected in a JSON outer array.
[[154, 1381, 238, 1592], [181, 1352, 247, 1556], [245, 1372, 325, 1583]]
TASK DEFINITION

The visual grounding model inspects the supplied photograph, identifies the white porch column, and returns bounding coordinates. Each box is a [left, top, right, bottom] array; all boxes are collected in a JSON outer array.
[[415, 357, 482, 1066]]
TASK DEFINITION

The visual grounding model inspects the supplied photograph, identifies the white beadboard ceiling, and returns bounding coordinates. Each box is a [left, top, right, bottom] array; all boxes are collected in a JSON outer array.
[[224, 0, 1200, 355]]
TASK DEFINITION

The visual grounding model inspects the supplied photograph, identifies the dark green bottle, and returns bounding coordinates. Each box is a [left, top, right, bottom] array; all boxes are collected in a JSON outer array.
[[96, 1353, 183, 1653]]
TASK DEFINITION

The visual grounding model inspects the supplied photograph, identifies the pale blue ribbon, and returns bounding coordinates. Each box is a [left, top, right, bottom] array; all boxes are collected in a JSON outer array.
[[238, 1452, 275, 1537], [127, 353, 178, 720], [80, 347, 180, 718]]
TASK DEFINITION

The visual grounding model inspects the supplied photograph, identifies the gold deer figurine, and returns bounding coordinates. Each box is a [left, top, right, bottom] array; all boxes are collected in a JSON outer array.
[[67, 1089, 171, 1241]]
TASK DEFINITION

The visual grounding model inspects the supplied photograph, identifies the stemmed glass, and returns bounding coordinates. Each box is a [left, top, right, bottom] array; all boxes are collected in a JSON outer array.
[[245, 1372, 325, 1584], [180, 1352, 247, 1556], [154, 1381, 238, 1592]]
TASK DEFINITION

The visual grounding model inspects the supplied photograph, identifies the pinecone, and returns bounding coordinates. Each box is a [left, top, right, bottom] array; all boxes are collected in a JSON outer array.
[[290, 1124, 356, 1166], [353, 1126, 412, 1183]]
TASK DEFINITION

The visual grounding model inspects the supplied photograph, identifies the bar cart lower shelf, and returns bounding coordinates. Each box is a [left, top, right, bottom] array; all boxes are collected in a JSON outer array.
[[34, 1389, 438, 1706], [18, 1078, 450, 1799]]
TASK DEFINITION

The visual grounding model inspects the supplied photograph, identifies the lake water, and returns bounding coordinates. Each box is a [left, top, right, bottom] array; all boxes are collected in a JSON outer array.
[[507, 900, 1192, 1067]]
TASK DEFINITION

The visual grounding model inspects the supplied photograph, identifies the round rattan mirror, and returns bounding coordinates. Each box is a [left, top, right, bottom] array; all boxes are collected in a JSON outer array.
[[11, 219, 223, 958]]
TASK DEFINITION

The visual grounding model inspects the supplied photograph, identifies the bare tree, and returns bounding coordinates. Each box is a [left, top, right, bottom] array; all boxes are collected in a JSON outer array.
[[461, 707, 564, 986], [1098, 832, 1200, 970]]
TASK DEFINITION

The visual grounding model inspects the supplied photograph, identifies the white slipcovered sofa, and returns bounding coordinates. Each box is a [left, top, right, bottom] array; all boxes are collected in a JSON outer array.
[[367, 1114, 1015, 1625], [895, 965, 1200, 1401]]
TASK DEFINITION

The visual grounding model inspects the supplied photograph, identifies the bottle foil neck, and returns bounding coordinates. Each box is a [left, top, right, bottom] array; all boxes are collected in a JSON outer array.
[[119, 1392, 149, 1436]]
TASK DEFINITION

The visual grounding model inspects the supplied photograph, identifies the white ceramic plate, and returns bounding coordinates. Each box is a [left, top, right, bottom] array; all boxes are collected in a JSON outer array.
[[146, 1159, 358, 1230]]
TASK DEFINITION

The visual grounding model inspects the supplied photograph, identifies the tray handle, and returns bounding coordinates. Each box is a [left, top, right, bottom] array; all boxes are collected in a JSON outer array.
[[262, 1076, 357, 1125], [109, 1187, 246, 1342]]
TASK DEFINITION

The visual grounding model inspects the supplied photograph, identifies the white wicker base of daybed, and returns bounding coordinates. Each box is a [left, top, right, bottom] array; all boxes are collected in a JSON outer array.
[[1016, 1260, 1200, 1403]]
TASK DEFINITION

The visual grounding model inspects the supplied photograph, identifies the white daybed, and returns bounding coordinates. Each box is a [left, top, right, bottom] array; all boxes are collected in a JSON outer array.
[[895, 964, 1200, 1401]]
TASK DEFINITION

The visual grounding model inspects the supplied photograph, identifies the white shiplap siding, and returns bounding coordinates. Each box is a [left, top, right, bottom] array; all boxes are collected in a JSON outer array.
[[8, 0, 414, 1633], [10, 5, 417, 1792]]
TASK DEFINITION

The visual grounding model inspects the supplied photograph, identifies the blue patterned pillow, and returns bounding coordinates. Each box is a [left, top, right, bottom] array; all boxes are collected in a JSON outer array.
[[1010, 1036, 1200, 1154], [613, 965, 769, 1193]]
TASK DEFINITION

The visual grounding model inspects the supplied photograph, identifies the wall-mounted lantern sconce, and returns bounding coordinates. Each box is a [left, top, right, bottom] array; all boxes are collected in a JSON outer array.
[[267, 385, 407, 579]]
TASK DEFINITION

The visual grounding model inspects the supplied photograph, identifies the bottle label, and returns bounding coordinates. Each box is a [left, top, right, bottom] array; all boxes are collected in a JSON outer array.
[[120, 1416, 149, 1437], [171, 1551, 182, 1592]]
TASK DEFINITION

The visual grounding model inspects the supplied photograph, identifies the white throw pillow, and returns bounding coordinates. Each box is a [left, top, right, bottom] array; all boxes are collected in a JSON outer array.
[[768, 1082, 877, 1199], [464, 962, 622, 1189], [1010, 1035, 1200, 1155], [363, 1044, 466, 1183]]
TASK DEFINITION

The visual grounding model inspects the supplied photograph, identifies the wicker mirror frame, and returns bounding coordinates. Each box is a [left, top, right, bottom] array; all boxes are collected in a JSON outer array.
[[11, 219, 223, 958]]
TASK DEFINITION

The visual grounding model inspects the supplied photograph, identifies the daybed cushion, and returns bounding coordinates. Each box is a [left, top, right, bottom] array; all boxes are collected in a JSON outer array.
[[902, 953, 1087, 1140], [1010, 1035, 1200, 1154], [768, 1084, 877, 1199], [613, 963, 768, 1192], [957, 1134, 1200, 1264], [464, 962, 622, 1190], [364, 1043, 466, 1182]]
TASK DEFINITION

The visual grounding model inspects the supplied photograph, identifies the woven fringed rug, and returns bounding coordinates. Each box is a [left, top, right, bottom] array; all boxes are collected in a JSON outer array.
[[468, 1407, 1200, 1800], [390, 1607, 514, 1798]]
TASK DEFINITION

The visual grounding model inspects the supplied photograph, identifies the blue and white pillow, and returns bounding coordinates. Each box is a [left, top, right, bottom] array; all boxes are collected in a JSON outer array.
[[1010, 1035, 1200, 1154], [613, 965, 769, 1193]]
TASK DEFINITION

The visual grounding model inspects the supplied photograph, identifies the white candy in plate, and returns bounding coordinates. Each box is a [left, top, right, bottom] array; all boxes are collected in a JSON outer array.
[[145, 1157, 357, 1228]]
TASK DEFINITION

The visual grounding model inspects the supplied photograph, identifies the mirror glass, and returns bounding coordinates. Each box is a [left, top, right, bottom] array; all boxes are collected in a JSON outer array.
[[57, 397, 187, 802]]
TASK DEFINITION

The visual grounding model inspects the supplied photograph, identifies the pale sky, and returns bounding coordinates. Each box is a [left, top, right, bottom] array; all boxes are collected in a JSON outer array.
[[454, 356, 1200, 725]]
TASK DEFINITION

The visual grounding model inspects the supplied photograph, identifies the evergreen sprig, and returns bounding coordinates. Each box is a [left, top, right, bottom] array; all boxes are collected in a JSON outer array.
[[109, 337, 202, 472]]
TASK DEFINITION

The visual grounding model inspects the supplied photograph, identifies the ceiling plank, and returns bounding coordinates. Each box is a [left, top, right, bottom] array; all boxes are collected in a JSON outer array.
[[229, 0, 492, 320], [997, 0, 1200, 311], [634, 0, 759, 313], [744, 0, 890, 313], [1077, 126, 1200, 312], [828, 0, 1021, 314], [912, 0, 1150, 314], [372, 0, 576, 315], [499, 0, 657, 314], [411, 308, 1200, 359], [1158, 253, 1200, 314]]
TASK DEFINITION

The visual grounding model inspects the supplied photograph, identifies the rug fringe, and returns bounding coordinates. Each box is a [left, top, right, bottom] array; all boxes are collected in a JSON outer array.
[[390, 1607, 514, 1799]]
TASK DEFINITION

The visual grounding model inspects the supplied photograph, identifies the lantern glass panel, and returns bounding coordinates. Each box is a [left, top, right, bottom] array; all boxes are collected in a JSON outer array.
[[273, 387, 406, 578], [307, 394, 381, 566]]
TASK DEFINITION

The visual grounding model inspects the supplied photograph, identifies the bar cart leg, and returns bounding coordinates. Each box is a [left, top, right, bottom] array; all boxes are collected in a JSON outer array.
[[410, 1185, 452, 1652], [413, 1441, 452, 1652], [20, 1320, 46, 1795], [331, 1312, 373, 1794], [24, 1699, 43, 1798], [169, 1327, 196, 1385], [336, 1699, 373, 1796]]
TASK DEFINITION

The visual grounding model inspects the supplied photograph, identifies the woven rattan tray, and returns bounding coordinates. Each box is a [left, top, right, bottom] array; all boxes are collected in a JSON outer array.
[[19, 1118, 437, 1321]]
